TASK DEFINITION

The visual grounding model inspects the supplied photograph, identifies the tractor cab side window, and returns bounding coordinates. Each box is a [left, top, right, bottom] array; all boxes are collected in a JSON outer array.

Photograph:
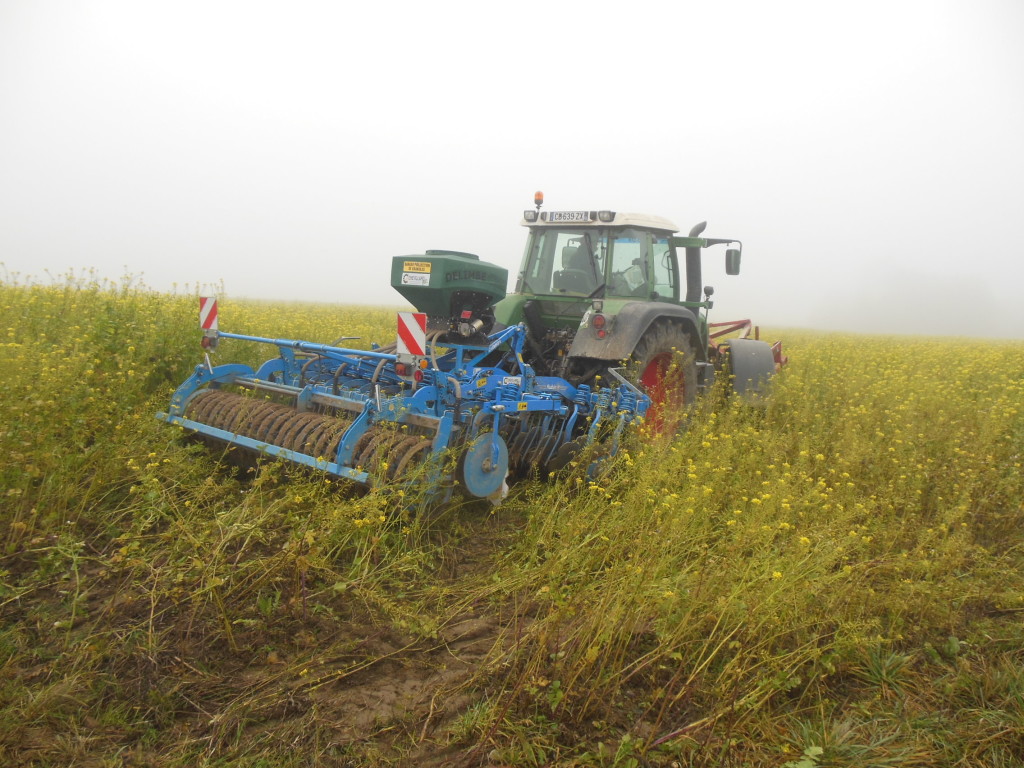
[[608, 228, 651, 298], [650, 234, 676, 300]]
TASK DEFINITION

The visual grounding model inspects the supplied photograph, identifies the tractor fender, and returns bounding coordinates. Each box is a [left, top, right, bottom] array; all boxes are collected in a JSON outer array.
[[721, 338, 776, 401], [568, 302, 705, 363]]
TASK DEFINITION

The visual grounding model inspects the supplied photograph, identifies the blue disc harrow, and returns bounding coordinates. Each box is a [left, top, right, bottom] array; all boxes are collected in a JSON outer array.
[[157, 321, 649, 504]]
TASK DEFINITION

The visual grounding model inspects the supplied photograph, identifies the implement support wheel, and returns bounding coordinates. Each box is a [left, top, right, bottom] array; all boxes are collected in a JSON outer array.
[[721, 338, 776, 403], [459, 435, 509, 498]]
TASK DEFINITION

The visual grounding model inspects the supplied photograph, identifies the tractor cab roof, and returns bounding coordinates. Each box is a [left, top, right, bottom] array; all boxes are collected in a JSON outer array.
[[522, 210, 678, 233]]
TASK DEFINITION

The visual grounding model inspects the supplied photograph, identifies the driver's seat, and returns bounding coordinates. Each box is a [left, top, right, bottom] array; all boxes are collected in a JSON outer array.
[[552, 246, 596, 294]]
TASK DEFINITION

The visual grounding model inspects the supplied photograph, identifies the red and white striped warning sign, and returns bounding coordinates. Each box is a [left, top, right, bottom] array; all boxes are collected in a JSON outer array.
[[396, 312, 427, 356], [199, 297, 219, 331]]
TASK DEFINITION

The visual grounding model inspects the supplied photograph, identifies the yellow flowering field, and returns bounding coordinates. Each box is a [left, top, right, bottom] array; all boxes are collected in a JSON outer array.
[[1, 277, 1023, 767]]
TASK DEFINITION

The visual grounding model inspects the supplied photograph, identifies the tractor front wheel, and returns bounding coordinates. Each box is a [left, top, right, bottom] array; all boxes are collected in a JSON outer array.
[[630, 323, 697, 432]]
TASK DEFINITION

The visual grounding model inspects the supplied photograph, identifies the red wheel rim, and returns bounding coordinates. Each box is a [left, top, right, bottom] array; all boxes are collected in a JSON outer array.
[[640, 353, 686, 432]]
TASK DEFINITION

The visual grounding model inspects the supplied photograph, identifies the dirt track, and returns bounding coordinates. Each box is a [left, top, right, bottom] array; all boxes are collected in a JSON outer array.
[[197, 511, 520, 768]]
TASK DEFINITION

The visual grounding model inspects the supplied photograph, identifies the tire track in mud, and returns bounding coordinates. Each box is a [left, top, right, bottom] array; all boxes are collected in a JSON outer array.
[[234, 511, 523, 767], [308, 611, 503, 751]]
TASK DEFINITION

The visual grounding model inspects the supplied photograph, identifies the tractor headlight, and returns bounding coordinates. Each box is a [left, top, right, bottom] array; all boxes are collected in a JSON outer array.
[[597, 210, 615, 222]]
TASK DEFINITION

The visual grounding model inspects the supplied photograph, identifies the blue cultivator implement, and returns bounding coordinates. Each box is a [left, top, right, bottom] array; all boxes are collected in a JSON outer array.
[[157, 251, 649, 504]]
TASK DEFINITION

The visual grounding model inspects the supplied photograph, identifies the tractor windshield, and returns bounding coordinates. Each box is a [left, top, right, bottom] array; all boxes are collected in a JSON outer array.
[[517, 226, 677, 300], [518, 228, 608, 296]]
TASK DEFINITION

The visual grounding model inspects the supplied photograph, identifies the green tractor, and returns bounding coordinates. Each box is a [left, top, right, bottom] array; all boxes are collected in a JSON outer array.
[[492, 192, 786, 423], [155, 193, 786, 506]]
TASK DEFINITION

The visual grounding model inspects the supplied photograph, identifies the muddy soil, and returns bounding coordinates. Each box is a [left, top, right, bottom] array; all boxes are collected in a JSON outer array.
[[2, 507, 527, 768], [200, 510, 522, 768]]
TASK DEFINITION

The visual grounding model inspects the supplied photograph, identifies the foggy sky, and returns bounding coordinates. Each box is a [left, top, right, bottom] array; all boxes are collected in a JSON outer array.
[[2, 0, 1022, 338]]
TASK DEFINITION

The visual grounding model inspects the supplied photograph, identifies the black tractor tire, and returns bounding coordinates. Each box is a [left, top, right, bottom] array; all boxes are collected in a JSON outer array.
[[629, 322, 698, 430], [721, 338, 776, 402]]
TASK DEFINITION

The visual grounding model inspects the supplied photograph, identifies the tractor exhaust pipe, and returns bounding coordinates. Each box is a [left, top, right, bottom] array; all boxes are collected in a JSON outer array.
[[685, 221, 707, 306]]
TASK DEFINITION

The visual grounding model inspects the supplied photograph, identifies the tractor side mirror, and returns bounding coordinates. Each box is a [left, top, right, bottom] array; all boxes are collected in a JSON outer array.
[[725, 248, 742, 275]]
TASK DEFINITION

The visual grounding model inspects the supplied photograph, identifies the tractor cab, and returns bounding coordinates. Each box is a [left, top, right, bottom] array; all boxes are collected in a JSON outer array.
[[512, 213, 681, 304]]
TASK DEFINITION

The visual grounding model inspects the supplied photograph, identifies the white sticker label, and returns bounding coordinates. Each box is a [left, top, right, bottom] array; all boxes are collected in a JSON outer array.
[[501, 376, 522, 386], [401, 272, 430, 286]]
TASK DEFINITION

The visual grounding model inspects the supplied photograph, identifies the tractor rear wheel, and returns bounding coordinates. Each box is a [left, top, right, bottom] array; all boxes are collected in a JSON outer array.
[[630, 322, 697, 432]]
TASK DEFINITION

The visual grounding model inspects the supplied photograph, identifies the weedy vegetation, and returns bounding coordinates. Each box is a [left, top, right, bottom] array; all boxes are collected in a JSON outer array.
[[1, 273, 1023, 767]]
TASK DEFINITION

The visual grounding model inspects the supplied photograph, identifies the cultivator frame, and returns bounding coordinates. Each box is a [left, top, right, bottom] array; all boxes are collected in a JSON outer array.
[[157, 315, 650, 501]]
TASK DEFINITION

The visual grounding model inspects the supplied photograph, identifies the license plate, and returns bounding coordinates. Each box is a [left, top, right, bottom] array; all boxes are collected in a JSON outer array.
[[548, 211, 592, 223]]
